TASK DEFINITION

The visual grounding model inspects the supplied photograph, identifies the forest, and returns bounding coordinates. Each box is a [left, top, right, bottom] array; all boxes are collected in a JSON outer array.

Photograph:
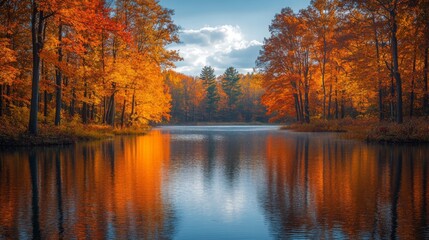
[[167, 0, 429, 126], [0, 0, 179, 141], [0, 0, 429, 143], [257, 0, 428, 125], [165, 68, 267, 123]]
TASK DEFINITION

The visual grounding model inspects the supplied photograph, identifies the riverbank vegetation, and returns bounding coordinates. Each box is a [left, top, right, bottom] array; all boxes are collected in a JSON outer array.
[[0, 111, 150, 146], [0, 0, 178, 145], [257, 0, 429, 142], [283, 118, 429, 143]]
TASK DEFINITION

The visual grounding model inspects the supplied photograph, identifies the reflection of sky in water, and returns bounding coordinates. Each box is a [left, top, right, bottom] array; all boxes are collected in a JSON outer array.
[[163, 126, 272, 239], [170, 134, 224, 142], [167, 168, 269, 239], [170, 134, 207, 141], [160, 125, 280, 132]]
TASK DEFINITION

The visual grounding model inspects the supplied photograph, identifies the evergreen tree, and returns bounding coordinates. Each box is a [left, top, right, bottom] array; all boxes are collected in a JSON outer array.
[[200, 66, 219, 121], [222, 67, 241, 120]]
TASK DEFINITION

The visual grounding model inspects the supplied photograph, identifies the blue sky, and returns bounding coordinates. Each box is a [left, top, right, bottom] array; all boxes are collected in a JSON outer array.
[[159, 0, 311, 76]]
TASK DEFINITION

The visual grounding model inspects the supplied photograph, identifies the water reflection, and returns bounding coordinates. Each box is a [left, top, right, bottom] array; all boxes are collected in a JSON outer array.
[[0, 131, 174, 239], [262, 133, 429, 239], [0, 127, 428, 239]]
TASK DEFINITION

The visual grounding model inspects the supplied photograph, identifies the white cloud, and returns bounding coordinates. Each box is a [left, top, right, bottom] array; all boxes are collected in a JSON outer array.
[[168, 25, 262, 76]]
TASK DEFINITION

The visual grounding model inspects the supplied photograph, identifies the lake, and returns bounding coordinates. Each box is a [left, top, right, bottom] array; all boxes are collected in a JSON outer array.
[[0, 126, 428, 239]]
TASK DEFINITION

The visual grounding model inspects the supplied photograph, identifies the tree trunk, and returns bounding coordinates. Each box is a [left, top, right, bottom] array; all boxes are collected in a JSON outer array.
[[390, 8, 403, 123], [304, 79, 310, 123], [303, 51, 310, 123], [390, 75, 395, 121], [109, 94, 115, 127], [373, 15, 384, 121], [102, 96, 107, 123], [321, 39, 327, 119], [335, 89, 339, 119], [121, 99, 126, 128], [5, 85, 10, 115], [327, 84, 332, 119], [106, 87, 116, 127], [43, 90, 47, 118], [424, 47, 428, 116], [82, 84, 88, 124], [410, 35, 417, 118], [292, 80, 302, 122], [55, 23, 63, 126], [294, 93, 301, 122], [70, 88, 75, 117], [130, 90, 136, 125], [91, 103, 95, 121], [298, 86, 304, 121], [29, 2, 44, 135], [0, 84, 3, 117], [82, 102, 88, 124]]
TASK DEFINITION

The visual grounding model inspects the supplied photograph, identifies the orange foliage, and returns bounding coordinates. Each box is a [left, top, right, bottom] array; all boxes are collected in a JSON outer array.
[[258, 0, 429, 123], [0, 0, 179, 129]]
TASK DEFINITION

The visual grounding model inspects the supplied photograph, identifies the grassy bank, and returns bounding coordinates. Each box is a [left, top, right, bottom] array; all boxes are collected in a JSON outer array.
[[283, 118, 429, 143], [0, 123, 150, 147]]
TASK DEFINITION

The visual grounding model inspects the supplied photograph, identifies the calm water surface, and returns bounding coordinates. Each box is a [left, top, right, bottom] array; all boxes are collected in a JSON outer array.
[[0, 126, 428, 239]]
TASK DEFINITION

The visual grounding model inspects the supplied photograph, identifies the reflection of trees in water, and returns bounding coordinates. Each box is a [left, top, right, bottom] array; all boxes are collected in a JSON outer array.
[[29, 150, 41, 240], [0, 132, 176, 239], [261, 135, 314, 238], [261, 135, 429, 239], [55, 150, 64, 237], [204, 133, 216, 183], [222, 135, 241, 188]]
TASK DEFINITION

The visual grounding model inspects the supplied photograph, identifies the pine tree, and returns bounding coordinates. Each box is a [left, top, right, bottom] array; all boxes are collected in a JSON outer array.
[[222, 67, 241, 120], [200, 66, 219, 121]]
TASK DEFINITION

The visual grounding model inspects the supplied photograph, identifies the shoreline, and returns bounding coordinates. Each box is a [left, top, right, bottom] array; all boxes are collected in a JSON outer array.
[[0, 124, 150, 147], [2, 119, 428, 147], [282, 118, 429, 144]]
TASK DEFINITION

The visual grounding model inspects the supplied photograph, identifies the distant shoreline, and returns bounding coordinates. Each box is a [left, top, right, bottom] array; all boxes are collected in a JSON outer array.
[[159, 122, 278, 126]]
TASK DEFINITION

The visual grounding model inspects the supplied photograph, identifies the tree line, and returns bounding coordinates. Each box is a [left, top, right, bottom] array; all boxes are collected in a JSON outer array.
[[165, 67, 268, 123], [257, 0, 429, 123], [0, 0, 179, 135]]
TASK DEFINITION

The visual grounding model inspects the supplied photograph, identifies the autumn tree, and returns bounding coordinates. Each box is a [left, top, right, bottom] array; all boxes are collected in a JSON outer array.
[[0, 0, 180, 136], [28, 0, 47, 134], [106, 0, 179, 127], [420, 0, 429, 115], [258, 0, 428, 124], [165, 71, 206, 122], [257, 8, 313, 123], [347, 0, 420, 123], [0, 22, 18, 116], [238, 73, 268, 122], [166, 70, 267, 123]]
